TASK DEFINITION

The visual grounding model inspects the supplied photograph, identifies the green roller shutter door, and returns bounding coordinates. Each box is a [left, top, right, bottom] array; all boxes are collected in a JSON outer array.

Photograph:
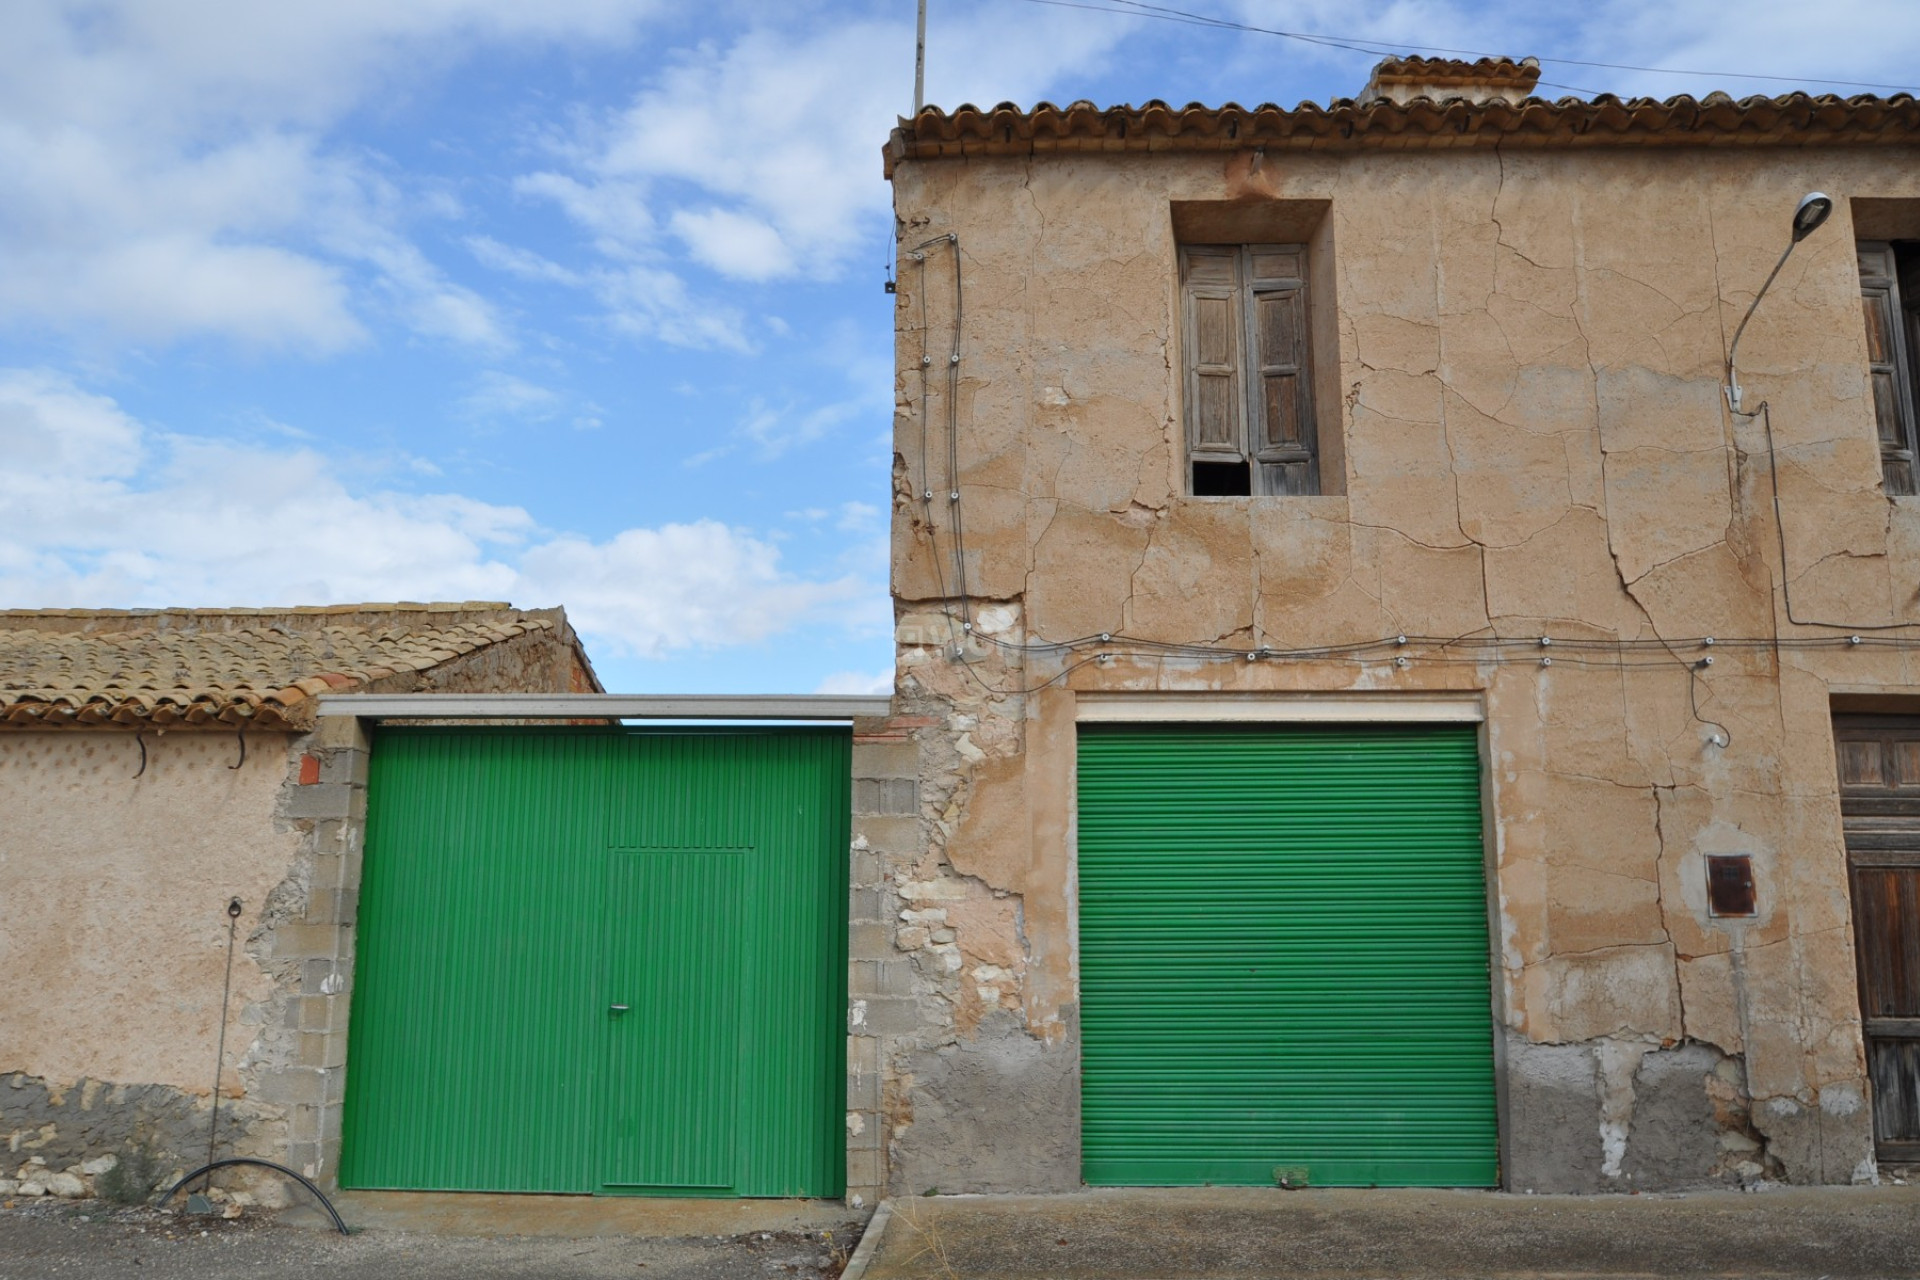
[[339, 726, 847, 1197], [1077, 722, 1497, 1188]]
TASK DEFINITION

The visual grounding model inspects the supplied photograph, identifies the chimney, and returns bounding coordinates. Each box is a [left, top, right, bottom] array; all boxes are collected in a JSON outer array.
[[1360, 55, 1542, 106]]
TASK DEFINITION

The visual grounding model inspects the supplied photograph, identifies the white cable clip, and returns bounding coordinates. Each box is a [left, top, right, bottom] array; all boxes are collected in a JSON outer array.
[[1540, 655, 1552, 668], [1849, 635, 1863, 646]]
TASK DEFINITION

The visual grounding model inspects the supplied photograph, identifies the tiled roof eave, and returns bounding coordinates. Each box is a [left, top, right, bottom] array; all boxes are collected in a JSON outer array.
[[884, 92, 1920, 175], [0, 608, 561, 731], [1, 694, 306, 731]]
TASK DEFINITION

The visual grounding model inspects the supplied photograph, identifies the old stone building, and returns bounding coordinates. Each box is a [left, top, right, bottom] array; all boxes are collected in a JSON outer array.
[[847, 59, 1920, 1200], [0, 604, 598, 1201]]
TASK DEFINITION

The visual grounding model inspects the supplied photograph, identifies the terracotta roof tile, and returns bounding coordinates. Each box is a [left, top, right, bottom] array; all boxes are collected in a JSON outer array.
[[884, 91, 1920, 175], [0, 603, 557, 731]]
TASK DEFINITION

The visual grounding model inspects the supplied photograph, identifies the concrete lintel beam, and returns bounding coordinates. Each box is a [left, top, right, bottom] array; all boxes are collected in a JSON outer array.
[[317, 693, 894, 721]]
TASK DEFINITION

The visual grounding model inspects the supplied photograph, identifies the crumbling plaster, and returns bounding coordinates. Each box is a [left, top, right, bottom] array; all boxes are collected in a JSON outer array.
[[875, 143, 1920, 1191]]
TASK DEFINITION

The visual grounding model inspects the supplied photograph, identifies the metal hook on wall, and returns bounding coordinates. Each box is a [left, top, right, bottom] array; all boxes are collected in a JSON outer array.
[[132, 731, 148, 780], [229, 728, 246, 771]]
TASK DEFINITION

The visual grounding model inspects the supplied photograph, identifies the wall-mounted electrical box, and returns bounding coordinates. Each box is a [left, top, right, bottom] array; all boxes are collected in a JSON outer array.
[[1706, 855, 1757, 917]]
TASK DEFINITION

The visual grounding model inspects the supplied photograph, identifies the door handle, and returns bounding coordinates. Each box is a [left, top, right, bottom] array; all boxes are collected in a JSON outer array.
[[609, 1004, 630, 1015]]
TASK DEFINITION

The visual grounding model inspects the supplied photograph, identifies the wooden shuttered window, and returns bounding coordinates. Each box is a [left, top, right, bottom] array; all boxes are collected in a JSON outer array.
[[1180, 244, 1320, 496], [1858, 241, 1920, 496]]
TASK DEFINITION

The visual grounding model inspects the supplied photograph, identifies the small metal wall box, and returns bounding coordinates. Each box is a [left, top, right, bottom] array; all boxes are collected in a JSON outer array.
[[1706, 855, 1758, 917]]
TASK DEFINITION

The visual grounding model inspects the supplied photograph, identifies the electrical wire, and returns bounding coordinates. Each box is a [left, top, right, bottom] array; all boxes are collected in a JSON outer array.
[[1014, 0, 1920, 95], [911, 233, 973, 657], [1750, 399, 1920, 631], [897, 226, 1920, 728]]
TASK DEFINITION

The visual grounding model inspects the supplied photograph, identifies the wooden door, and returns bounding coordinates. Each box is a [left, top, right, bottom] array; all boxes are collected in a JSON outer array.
[[1834, 715, 1920, 1161]]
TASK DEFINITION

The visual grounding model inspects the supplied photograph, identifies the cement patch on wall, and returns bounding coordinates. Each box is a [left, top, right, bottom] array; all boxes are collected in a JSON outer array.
[[1503, 1032, 1607, 1193], [890, 1008, 1081, 1194], [1503, 1030, 1811, 1192]]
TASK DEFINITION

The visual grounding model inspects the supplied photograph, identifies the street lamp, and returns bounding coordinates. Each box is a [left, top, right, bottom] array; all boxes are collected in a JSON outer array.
[[1725, 192, 1834, 414]]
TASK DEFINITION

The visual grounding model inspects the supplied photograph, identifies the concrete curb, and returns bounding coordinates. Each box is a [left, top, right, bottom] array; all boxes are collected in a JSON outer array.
[[838, 1199, 892, 1280]]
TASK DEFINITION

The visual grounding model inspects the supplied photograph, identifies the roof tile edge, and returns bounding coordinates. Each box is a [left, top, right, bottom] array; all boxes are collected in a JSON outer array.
[[883, 91, 1920, 176]]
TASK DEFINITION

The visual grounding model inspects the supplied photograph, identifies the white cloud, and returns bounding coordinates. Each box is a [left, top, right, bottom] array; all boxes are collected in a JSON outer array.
[[814, 669, 894, 695], [0, 370, 873, 661], [1176, 0, 1920, 102], [670, 208, 794, 282], [511, 2, 1135, 324], [0, 370, 146, 485], [836, 501, 883, 532], [465, 235, 587, 287], [460, 371, 562, 421], [0, 0, 665, 352], [518, 522, 866, 659]]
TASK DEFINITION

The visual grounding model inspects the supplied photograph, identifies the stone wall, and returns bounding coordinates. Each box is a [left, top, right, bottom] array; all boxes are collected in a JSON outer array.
[[878, 142, 1920, 1191]]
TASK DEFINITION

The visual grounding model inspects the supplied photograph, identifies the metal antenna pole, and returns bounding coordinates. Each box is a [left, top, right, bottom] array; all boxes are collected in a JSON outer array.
[[914, 0, 927, 116], [202, 897, 243, 1194]]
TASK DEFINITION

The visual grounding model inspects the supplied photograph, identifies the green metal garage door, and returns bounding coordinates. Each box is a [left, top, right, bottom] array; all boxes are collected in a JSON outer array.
[[1077, 722, 1497, 1187], [338, 726, 847, 1197]]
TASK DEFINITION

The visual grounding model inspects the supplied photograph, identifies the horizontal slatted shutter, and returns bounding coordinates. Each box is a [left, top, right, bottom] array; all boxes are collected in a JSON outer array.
[[1859, 242, 1919, 495], [1181, 246, 1246, 463], [1246, 244, 1318, 496], [1077, 722, 1498, 1188]]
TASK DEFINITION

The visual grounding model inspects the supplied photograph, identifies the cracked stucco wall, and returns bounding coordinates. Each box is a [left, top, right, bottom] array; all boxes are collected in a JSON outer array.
[[1, 630, 599, 1196], [875, 143, 1920, 1192]]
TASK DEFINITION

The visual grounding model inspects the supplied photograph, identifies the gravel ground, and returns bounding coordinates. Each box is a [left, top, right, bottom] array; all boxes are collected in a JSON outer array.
[[0, 1198, 865, 1280]]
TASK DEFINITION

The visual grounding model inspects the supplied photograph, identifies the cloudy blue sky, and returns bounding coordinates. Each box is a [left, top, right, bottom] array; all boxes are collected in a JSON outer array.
[[2, 1, 1915, 694]]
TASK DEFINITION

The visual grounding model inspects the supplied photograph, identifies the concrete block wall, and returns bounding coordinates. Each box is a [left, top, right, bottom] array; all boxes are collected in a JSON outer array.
[[267, 713, 369, 1187], [846, 714, 921, 1208]]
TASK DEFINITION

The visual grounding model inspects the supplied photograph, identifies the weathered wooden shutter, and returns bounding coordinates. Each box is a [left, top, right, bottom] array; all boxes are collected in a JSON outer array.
[[1858, 242, 1918, 495], [1181, 246, 1247, 466], [1246, 245, 1319, 496]]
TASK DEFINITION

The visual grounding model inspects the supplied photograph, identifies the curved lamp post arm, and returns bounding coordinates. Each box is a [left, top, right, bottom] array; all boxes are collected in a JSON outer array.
[[1726, 240, 1799, 414]]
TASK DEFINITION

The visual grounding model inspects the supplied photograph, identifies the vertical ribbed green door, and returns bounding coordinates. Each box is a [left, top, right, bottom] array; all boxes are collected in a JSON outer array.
[[1077, 723, 1497, 1188], [601, 848, 744, 1189], [340, 727, 847, 1197]]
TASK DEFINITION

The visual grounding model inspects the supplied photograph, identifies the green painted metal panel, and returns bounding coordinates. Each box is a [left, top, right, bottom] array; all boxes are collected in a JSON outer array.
[[601, 848, 744, 1189], [340, 727, 848, 1197], [1076, 723, 1497, 1188]]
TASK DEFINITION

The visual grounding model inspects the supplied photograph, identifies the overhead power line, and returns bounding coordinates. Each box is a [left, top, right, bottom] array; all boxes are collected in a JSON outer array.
[[1016, 0, 1920, 95]]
